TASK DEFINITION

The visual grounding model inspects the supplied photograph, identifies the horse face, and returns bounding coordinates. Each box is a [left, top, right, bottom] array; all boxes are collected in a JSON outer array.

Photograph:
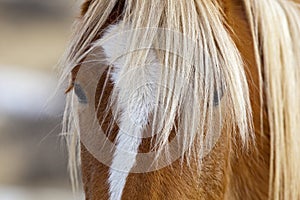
[[66, 0, 300, 199]]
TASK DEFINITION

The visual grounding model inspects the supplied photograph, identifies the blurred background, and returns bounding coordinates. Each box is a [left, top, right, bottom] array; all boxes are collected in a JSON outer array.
[[0, 0, 82, 199]]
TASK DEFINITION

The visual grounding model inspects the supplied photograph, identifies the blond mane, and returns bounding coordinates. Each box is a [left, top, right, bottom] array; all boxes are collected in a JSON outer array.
[[244, 0, 300, 199], [59, 0, 300, 199]]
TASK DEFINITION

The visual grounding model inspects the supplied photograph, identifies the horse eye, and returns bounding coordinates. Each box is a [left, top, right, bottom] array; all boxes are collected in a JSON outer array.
[[74, 83, 88, 104], [213, 87, 224, 106]]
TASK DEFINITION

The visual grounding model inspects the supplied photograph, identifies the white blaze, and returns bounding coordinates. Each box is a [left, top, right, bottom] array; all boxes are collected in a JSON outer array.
[[101, 23, 160, 200]]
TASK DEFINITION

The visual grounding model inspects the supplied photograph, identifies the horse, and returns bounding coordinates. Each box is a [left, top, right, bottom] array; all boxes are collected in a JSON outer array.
[[59, 0, 300, 199]]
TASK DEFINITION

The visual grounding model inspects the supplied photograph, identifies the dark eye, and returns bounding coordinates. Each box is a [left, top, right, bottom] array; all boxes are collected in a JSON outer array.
[[74, 83, 88, 104], [213, 86, 224, 106]]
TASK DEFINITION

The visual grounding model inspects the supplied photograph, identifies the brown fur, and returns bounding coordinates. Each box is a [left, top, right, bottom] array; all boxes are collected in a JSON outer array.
[[222, 1, 270, 199]]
